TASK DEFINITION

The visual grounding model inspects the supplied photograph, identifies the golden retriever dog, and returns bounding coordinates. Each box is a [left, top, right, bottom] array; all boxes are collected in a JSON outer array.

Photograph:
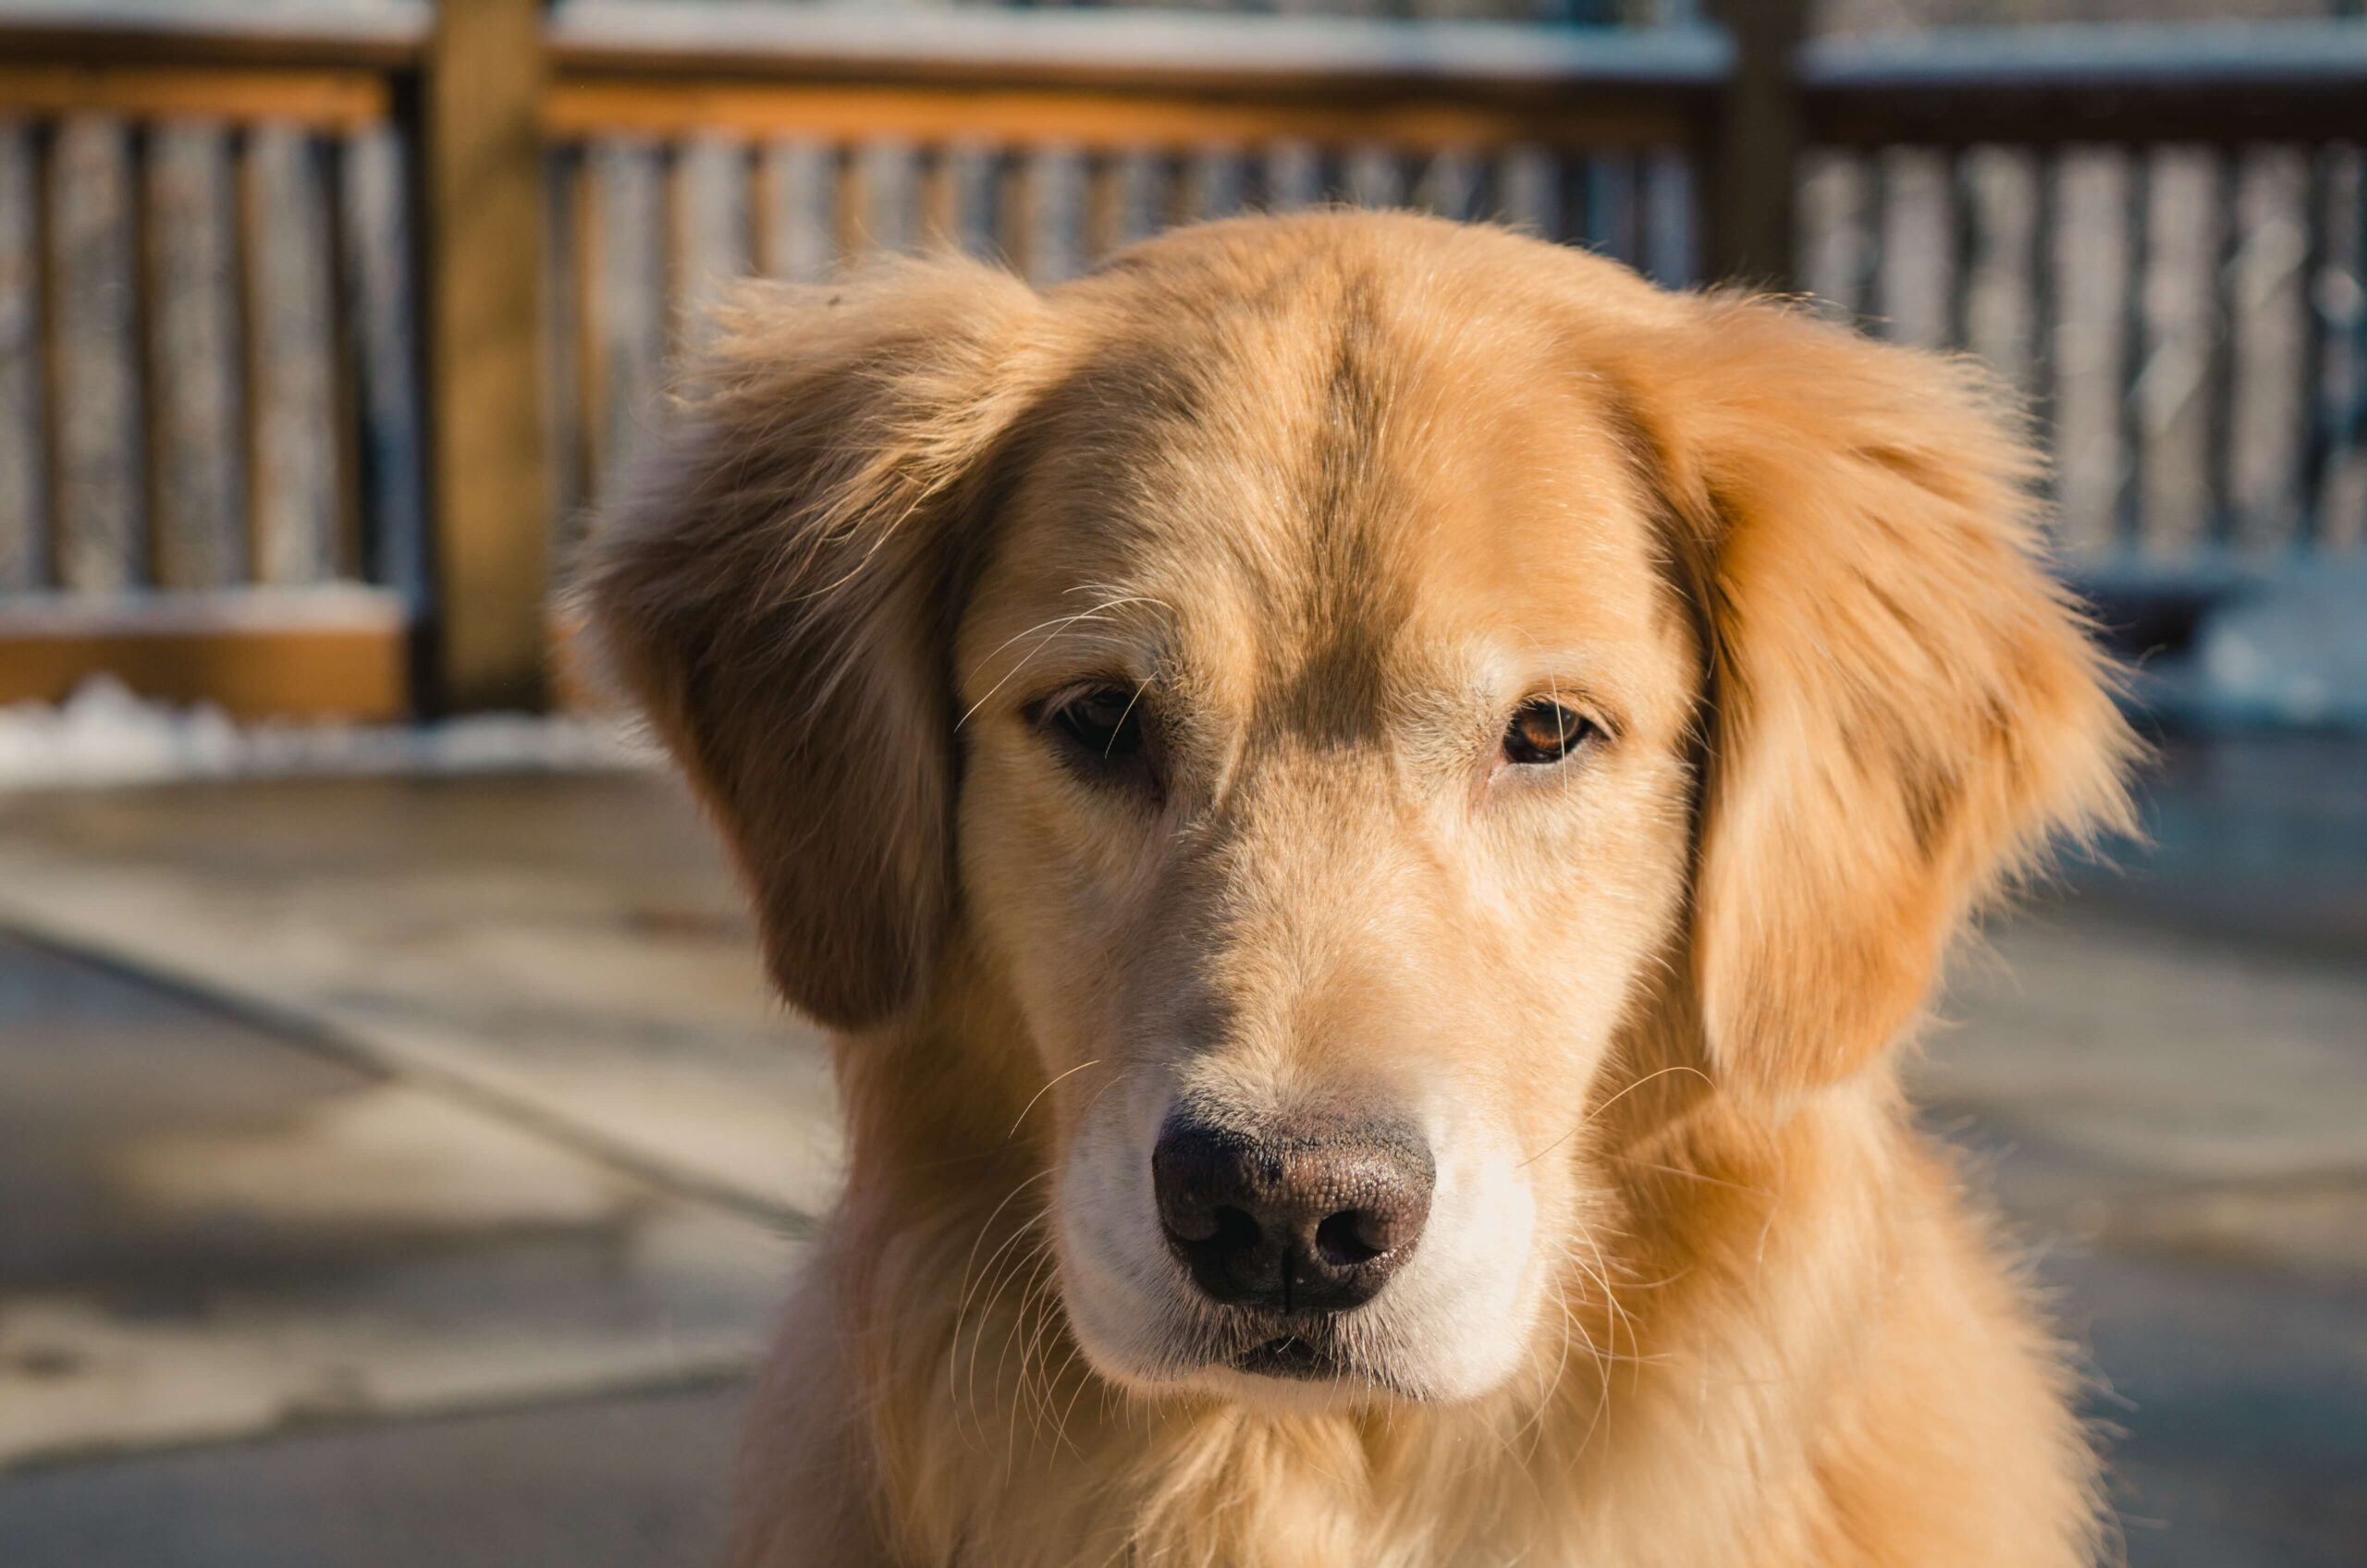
[[583, 211, 2139, 1568]]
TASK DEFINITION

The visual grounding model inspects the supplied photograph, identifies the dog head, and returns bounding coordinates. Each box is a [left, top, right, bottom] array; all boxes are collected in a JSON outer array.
[[584, 214, 2134, 1409]]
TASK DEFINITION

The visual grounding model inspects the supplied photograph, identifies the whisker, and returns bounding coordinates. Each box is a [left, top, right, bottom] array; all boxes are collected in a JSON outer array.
[[1010, 1059, 1102, 1142]]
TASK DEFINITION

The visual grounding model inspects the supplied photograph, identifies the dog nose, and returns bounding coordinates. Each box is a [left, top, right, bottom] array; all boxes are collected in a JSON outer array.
[[1151, 1112, 1433, 1314]]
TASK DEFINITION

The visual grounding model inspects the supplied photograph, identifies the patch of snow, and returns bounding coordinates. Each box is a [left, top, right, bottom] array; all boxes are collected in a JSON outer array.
[[2189, 557, 2367, 730], [0, 678, 662, 791]]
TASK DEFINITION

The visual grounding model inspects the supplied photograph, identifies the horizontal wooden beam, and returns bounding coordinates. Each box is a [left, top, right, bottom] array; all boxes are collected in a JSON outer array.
[[0, 65, 391, 129], [0, 591, 411, 720], [546, 79, 1697, 153], [0, 1, 426, 72], [549, 4, 1731, 98], [1801, 20, 2367, 147]]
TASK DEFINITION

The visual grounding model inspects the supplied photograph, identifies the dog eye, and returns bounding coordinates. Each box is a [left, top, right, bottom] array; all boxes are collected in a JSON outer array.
[[1502, 699, 1597, 766], [1041, 683, 1150, 774]]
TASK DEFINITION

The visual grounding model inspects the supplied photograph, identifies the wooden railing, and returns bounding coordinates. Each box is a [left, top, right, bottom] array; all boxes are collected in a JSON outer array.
[[1797, 20, 2367, 570], [0, 1, 2360, 719], [0, 3, 426, 717], [541, 5, 1728, 537]]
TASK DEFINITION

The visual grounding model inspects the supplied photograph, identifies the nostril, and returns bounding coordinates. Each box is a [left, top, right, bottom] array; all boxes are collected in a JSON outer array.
[[1314, 1209, 1385, 1268], [1206, 1205, 1261, 1255]]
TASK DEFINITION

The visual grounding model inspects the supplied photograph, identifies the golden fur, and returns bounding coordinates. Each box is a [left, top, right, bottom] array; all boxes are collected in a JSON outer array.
[[583, 212, 2139, 1568]]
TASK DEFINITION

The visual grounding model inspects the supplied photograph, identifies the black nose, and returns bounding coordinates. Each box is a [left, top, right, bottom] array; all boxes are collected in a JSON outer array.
[[1151, 1111, 1433, 1314]]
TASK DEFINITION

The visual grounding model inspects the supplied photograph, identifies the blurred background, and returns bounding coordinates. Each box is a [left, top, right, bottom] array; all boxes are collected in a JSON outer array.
[[0, 1, 2360, 1564]]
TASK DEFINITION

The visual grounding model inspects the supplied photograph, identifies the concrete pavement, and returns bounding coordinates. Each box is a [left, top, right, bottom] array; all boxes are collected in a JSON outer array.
[[0, 739, 2359, 1566]]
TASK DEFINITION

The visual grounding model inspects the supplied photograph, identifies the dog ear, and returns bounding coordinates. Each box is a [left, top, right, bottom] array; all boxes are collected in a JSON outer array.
[[1630, 297, 2139, 1096], [579, 257, 1044, 1031]]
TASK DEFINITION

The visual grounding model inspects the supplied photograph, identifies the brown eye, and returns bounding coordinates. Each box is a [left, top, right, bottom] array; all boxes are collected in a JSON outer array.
[[1502, 698, 1597, 766], [1041, 683, 1152, 778]]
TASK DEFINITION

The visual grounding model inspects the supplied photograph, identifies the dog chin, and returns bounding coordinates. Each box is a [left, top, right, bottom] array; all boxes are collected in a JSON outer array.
[[1061, 1276, 1528, 1412]]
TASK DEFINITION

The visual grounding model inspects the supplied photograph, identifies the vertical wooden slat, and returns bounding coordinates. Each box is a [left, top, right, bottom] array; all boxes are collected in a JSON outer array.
[[1343, 143, 1403, 210], [49, 116, 140, 593], [2349, 151, 2367, 548], [1179, 146, 1246, 224], [146, 121, 242, 589], [423, 0, 548, 710], [941, 141, 999, 260], [345, 123, 423, 596], [1081, 148, 1159, 262], [856, 140, 919, 257], [594, 140, 666, 489], [2116, 148, 2152, 550], [2295, 145, 2335, 545], [1945, 149, 1979, 351], [743, 139, 776, 278], [2202, 148, 2240, 546], [1112, 149, 1163, 252], [34, 120, 60, 589], [1413, 148, 1482, 222], [832, 141, 865, 268], [2028, 147, 2060, 503], [994, 147, 1034, 278], [755, 139, 835, 283], [659, 140, 685, 352], [1262, 141, 1321, 213], [1496, 145, 1556, 238], [129, 123, 161, 586], [1026, 145, 1087, 282], [672, 134, 751, 345], [321, 130, 363, 580], [1641, 147, 1696, 286], [916, 142, 955, 253], [245, 125, 338, 587], [1853, 151, 1889, 332], [0, 124, 38, 590], [1084, 151, 1122, 263], [1556, 153, 1592, 250], [1592, 151, 1644, 267], [231, 125, 263, 582]]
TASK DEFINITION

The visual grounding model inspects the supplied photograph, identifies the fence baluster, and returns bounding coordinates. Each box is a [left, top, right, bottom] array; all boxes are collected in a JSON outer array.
[[321, 129, 362, 581], [1344, 142, 1403, 211], [1496, 145, 1556, 239], [1945, 150, 1978, 351], [2203, 148, 2240, 548], [129, 121, 160, 587], [1556, 154, 1590, 251], [2116, 148, 2152, 552], [1855, 151, 1887, 334], [147, 123, 241, 590], [50, 116, 138, 593], [345, 124, 420, 598], [229, 124, 260, 585], [1643, 148, 1695, 287], [2351, 147, 2367, 547], [2295, 145, 2334, 546], [2029, 146, 2059, 501], [0, 124, 37, 590]]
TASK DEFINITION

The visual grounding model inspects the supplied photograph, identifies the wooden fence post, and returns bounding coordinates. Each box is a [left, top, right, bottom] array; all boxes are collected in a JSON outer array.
[[421, 0, 548, 711], [1705, 0, 1808, 291]]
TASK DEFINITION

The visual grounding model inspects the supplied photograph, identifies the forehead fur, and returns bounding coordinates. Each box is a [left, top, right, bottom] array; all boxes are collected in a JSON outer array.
[[970, 212, 1697, 737]]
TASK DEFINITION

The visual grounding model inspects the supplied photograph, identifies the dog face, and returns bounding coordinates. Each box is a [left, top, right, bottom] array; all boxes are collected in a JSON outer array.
[[953, 271, 1700, 1402], [585, 214, 2132, 1412]]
